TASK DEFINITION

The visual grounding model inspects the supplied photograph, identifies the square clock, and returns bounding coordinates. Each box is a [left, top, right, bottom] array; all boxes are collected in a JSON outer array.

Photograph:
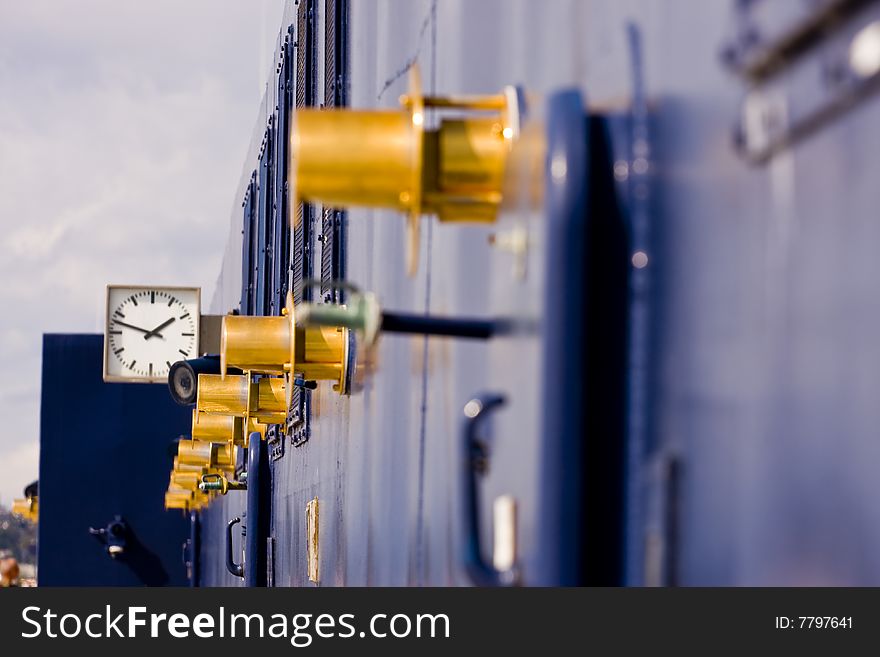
[[103, 285, 201, 383]]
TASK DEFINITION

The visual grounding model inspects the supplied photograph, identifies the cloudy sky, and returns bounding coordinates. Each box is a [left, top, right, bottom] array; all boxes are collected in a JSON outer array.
[[0, 0, 285, 505]]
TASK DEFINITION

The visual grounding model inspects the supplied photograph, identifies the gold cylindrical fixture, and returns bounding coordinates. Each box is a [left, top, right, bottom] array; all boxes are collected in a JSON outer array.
[[164, 486, 210, 511], [294, 110, 419, 212], [191, 409, 243, 443], [427, 117, 507, 222], [298, 325, 346, 383], [246, 417, 268, 439], [177, 439, 235, 469], [11, 497, 38, 523], [165, 484, 196, 511], [289, 65, 519, 273], [174, 458, 208, 474], [197, 373, 250, 414], [172, 458, 234, 479], [177, 439, 211, 465], [164, 491, 191, 510], [255, 377, 286, 417], [221, 315, 290, 375], [197, 374, 286, 424], [220, 293, 350, 396], [170, 471, 203, 491]]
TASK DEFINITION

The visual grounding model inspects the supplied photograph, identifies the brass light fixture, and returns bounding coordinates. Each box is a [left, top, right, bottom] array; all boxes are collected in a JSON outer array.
[[220, 292, 351, 399], [170, 470, 206, 492], [191, 409, 266, 446], [164, 484, 211, 512], [172, 457, 233, 478], [11, 496, 38, 523], [176, 438, 236, 470], [169, 458, 233, 489], [191, 409, 241, 443], [197, 374, 287, 425], [166, 451, 238, 510], [166, 405, 260, 511], [291, 65, 524, 273]]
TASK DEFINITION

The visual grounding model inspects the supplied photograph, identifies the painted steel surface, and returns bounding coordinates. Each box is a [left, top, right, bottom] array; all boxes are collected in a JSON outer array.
[[38, 334, 191, 586], [198, 0, 880, 586]]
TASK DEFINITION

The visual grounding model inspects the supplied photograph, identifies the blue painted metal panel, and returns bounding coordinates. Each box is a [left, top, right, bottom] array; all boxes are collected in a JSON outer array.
[[38, 334, 190, 586], [192, 0, 880, 588], [246, 433, 270, 587]]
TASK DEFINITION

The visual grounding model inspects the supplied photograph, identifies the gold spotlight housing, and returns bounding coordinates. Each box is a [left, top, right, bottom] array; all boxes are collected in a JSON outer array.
[[191, 409, 266, 446], [220, 292, 351, 402], [292, 65, 523, 273], [197, 374, 287, 425], [164, 485, 211, 512], [176, 438, 236, 470], [11, 497, 38, 523]]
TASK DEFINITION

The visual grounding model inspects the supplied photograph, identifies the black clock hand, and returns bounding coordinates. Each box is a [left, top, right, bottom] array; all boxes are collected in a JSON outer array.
[[144, 316, 176, 340], [113, 320, 152, 335]]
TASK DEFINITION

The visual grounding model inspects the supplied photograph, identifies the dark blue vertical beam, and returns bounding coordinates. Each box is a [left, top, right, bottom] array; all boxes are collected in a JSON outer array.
[[539, 91, 629, 586], [580, 114, 630, 585], [539, 90, 588, 586], [245, 433, 270, 587]]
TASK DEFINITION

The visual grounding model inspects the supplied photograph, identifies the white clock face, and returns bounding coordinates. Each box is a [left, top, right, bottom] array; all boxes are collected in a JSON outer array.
[[104, 286, 200, 382]]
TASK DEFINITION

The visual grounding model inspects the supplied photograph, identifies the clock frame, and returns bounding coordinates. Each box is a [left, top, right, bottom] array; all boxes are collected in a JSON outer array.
[[103, 285, 201, 383]]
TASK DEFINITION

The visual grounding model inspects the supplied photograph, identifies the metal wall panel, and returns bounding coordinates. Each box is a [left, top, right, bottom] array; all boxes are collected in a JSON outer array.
[[38, 334, 190, 586], [201, 0, 880, 587]]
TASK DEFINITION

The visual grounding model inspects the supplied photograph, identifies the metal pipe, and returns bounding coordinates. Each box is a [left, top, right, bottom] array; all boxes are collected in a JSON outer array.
[[298, 297, 500, 341], [380, 312, 496, 339]]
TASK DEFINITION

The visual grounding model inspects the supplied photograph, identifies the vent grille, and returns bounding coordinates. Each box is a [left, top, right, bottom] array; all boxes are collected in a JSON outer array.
[[288, 0, 320, 442], [239, 175, 257, 315], [320, 0, 349, 303]]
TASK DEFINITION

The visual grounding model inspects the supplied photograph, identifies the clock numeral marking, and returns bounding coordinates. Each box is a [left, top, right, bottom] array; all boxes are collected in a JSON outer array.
[[168, 297, 175, 307], [179, 312, 190, 320], [115, 311, 125, 318], [109, 330, 122, 335], [181, 332, 194, 337], [149, 363, 153, 377], [114, 347, 124, 355], [130, 360, 137, 369], [179, 349, 189, 357], [166, 361, 172, 369], [150, 291, 155, 304], [130, 296, 138, 306]]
